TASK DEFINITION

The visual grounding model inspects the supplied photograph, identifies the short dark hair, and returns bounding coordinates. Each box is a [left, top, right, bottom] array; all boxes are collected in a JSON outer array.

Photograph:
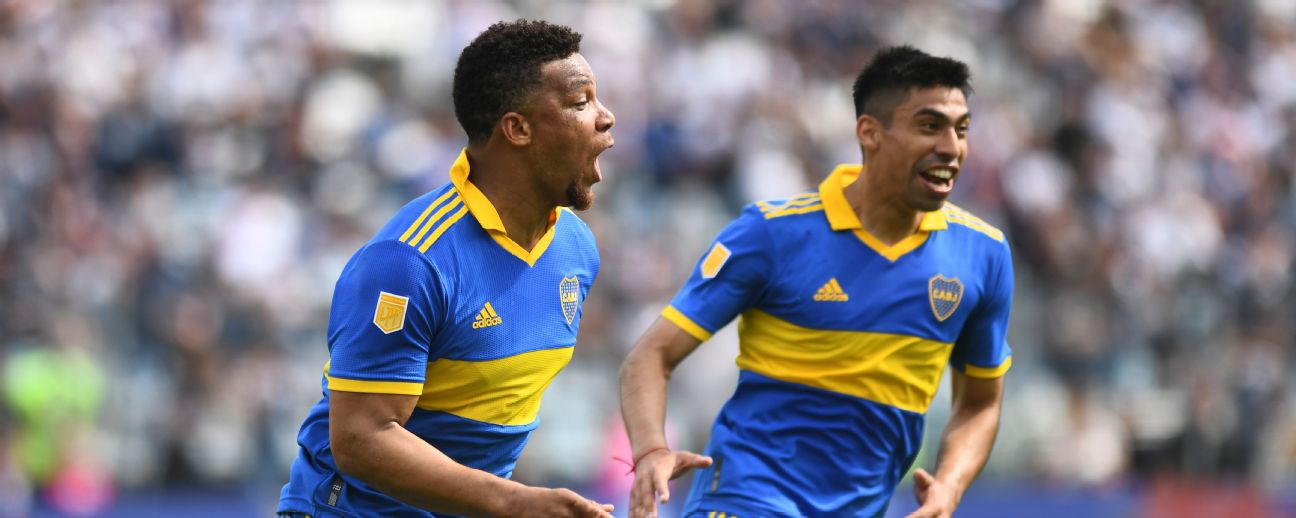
[[852, 45, 972, 124], [453, 20, 582, 144]]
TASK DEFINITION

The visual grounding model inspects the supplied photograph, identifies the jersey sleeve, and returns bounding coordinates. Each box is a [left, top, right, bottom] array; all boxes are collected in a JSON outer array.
[[324, 240, 446, 395], [663, 206, 774, 341], [950, 240, 1014, 378]]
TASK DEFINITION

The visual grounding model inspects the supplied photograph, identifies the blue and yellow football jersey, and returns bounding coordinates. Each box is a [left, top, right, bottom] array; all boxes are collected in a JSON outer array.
[[666, 165, 1013, 518], [278, 150, 599, 517]]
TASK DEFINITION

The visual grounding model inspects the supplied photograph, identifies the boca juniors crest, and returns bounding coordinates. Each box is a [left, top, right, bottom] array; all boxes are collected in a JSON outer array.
[[559, 276, 580, 325], [928, 275, 963, 322]]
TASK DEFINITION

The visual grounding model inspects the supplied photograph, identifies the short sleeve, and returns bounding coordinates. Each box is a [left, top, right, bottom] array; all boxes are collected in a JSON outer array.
[[950, 241, 1014, 378], [664, 206, 773, 341], [325, 240, 445, 395]]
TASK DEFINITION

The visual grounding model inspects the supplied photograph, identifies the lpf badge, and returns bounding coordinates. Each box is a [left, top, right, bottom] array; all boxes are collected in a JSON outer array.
[[373, 291, 409, 334], [928, 275, 963, 322], [559, 276, 580, 325]]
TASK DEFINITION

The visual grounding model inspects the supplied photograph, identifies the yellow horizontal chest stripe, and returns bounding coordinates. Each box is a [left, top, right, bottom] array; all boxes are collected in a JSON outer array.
[[416, 346, 574, 426], [736, 309, 952, 413]]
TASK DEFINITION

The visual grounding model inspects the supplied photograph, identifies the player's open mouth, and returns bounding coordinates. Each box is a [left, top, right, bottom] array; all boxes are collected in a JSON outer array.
[[593, 140, 614, 182], [919, 166, 957, 194]]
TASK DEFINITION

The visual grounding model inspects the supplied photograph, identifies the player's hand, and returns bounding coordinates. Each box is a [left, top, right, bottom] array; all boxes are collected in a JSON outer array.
[[905, 468, 956, 518], [629, 448, 712, 518], [499, 486, 614, 518]]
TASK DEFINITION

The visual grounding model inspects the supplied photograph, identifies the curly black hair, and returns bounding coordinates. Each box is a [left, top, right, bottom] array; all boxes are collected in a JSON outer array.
[[452, 20, 583, 144], [852, 46, 972, 124]]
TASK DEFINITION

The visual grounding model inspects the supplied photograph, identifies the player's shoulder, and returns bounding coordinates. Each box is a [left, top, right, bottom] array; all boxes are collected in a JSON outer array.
[[336, 237, 441, 293], [376, 183, 475, 256], [549, 207, 599, 265], [556, 207, 595, 242], [723, 190, 825, 239], [554, 208, 601, 275], [747, 190, 824, 222], [940, 202, 1008, 247]]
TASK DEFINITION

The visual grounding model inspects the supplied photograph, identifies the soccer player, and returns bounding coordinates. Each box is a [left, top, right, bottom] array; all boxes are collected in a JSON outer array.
[[277, 20, 616, 517], [619, 46, 1012, 518]]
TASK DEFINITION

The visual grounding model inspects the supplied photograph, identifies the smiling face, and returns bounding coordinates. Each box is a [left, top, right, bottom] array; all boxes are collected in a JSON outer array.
[[519, 53, 615, 211], [861, 87, 969, 212]]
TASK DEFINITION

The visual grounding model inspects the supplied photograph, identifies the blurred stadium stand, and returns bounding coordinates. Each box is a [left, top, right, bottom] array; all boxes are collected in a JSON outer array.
[[0, 0, 1293, 516]]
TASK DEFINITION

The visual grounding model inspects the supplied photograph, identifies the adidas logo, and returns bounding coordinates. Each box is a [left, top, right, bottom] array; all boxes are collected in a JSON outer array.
[[813, 278, 849, 302], [472, 302, 503, 329]]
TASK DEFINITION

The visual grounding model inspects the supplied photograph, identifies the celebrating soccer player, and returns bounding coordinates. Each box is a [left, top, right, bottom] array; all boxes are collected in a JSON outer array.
[[277, 20, 616, 517], [620, 46, 1012, 518]]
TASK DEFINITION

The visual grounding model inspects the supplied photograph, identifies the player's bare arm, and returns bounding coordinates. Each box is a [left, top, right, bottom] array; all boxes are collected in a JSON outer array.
[[907, 372, 1004, 518], [619, 317, 714, 518], [330, 390, 613, 517]]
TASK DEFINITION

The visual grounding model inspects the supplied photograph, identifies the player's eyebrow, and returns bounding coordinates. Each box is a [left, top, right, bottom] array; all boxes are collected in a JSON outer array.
[[566, 77, 592, 94], [913, 108, 970, 124]]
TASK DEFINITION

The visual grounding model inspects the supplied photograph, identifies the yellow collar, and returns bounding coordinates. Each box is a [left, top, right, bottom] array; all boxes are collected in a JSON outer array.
[[817, 164, 948, 232], [449, 149, 560, 266]]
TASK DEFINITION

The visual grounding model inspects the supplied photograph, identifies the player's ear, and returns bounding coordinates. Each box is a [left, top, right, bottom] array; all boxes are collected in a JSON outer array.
[[857, 114, 882, 153], [499, 112, 532, 146]]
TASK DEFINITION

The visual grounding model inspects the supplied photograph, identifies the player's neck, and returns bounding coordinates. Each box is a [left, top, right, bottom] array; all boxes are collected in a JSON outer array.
[[847, 174, 923, 246], [464, 149, 554, 251]]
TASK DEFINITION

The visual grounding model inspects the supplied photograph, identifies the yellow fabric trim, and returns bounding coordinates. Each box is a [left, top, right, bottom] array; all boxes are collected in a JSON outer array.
[[486, 211, 559, 266], [662, 305, 713, 342], [323, 359, 425, 395], [400, 190, 457, 243], [327, 377, 424, 396], [448, 149, 562, 265], [852, 228, 930, 262], [919, 208, 948, 231], [763, 203, 825, 219], [943, 204, 1000, 238], [756, 194, 820, 213], [942, 206, 1004, 241], [417, 205, 470, 253], [963, 356, 1012, 378], [407, 197, 462, 247], [736, 309, 953, 413], [416, 347, 574, 426], [849, 208, 948, 261], [818, 163, 949, 251], [449, 150, 504, 232], [818, 164, 863, 230]]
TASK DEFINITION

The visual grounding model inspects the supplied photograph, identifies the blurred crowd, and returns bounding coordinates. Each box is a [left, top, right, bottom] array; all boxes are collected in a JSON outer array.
[[0, 0, 1293, 515]]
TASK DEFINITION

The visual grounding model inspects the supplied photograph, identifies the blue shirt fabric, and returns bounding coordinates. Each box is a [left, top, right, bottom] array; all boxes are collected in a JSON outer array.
[[664, 164, 1013, 518], [278, 150, 599, 517]]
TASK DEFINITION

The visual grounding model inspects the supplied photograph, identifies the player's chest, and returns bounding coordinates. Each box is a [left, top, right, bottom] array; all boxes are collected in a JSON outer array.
[[767, 240, 983, 338], [435, 266, 593, 358]]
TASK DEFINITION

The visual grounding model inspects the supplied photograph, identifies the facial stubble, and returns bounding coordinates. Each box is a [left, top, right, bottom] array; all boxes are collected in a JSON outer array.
[[566, 181, 593, 211]]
